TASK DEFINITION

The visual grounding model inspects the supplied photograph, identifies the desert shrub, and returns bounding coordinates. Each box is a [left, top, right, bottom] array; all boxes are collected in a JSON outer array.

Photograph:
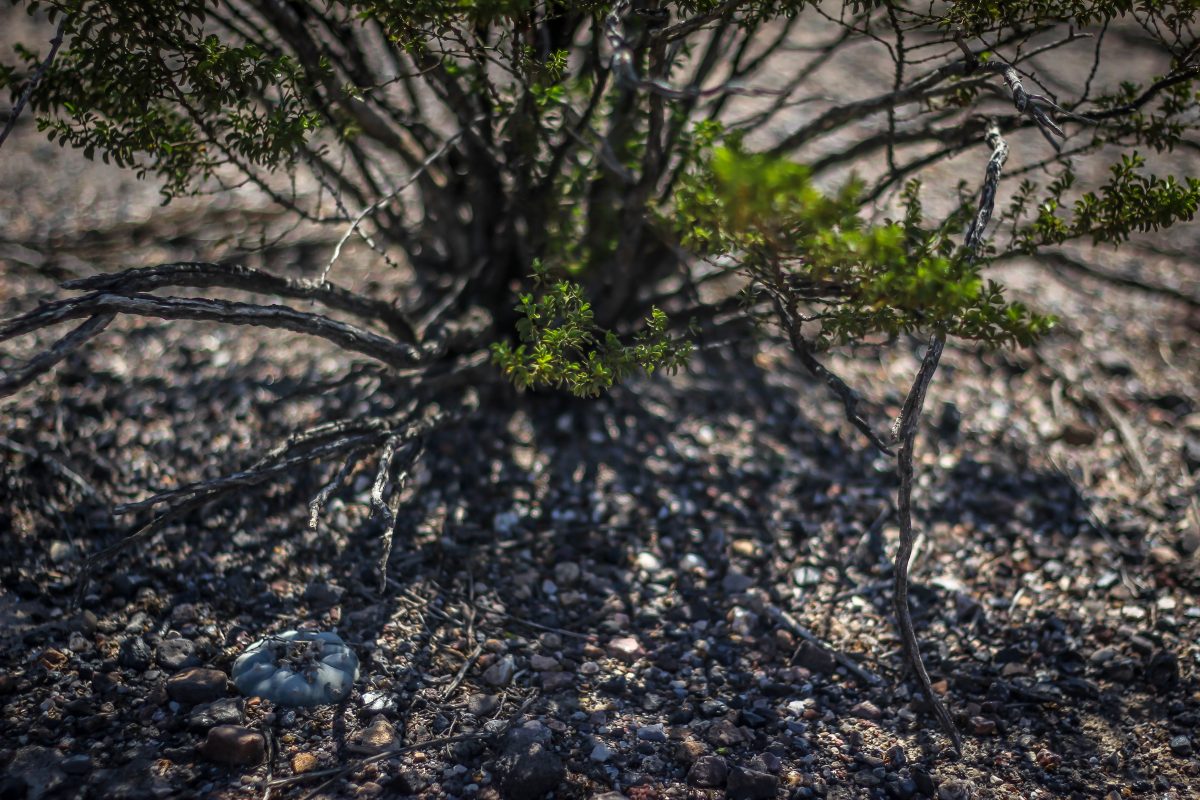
[[3, 0, 1198, 748]]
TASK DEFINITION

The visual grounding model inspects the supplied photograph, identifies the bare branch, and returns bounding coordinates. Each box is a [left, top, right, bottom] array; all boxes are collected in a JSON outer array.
[[887, 110, 1021, 752], [324, 127, 475, 284], [652, 0, 741, 43], [765, 289, 894, 456], [771, 35, 1092, 157], [1085, 65, 1200, 120], [118, 433, 384, 518], [377, 442, 423, 594], [1022, 249, 1200, 310], [0, 313, 114, 400], [0, 435, 100, 500], [764, 603, 883, 686], [769, 58, 975, 154], [370, 434, 406, 531], [249, 401, 417, 474], [964, 124, 1009, 255], [1, 292, 425, 368], [892, 333, 959, 752], [0, 18, 67, 153], [308, 448, 366, 529], [64, 263, 417, 343], [606, 0, 780, 101]]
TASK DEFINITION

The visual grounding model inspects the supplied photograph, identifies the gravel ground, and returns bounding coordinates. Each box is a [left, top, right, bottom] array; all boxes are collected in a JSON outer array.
[[2, 253, 1198, 800], [3, 10, 1200, 800]]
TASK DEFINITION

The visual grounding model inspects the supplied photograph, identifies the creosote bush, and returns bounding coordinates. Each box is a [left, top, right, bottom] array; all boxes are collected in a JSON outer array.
[[3, 0, 1200, 751]]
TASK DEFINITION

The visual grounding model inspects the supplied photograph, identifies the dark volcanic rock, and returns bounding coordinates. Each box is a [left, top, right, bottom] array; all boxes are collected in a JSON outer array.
[[687, 755, 728, 788], [5, 746, 64, 800], [155, 638, 199, 671], [166, 667, 227, 705], [118, 637, 152, 671], [496, 724, 564, 800], [727, 765, 778, 800], [794, 641, 837, 675], [187, 698, 245, 731]]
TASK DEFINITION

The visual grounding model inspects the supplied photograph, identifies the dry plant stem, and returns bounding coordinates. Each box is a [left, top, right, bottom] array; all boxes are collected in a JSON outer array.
[[1092, 393, 1152, 484], [64, 263, 417, 343], [0, 292, 424, 368], [0, 313, 114, 399], [764, 603, 883, 686], [893, 333, 959, 752], [308, 448, 366, 529], [440, 643, 484, 702], [249, 401, 418, 475], [0, 435, 99, 499], [605, 0, 779, 101], [118, 432, 383, 517], [119, 406, 456, 516], [964, 124, 1009, 253], [73, 490, 218, 608], [370, 435, 405, 530], [73, 403, 466, 607], [766, 290, 893, 455], [888, 120, 1010, 753], [377, 442, 424, 595], [324, 128, 473, 284], [0, 19, 66, 153]]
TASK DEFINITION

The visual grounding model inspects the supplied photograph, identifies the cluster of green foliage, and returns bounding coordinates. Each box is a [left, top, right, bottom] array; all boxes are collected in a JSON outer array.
[[667, 129, 1054, 347], [6, 1, 319, 196], [490, 262, 692, 397], [1012, 153, 1200, 250]]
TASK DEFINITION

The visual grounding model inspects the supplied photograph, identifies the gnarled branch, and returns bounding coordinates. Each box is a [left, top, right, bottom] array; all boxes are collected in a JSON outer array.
[[1, 291, 425, 369], [64, 263, 417, 343]]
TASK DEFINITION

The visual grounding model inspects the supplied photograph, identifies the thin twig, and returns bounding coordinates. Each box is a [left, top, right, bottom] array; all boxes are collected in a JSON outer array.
[[377, 442, 424, 594], [1092, 393, 1152, 484], [1022, 250, 1200, 311], [963, 124, 1009, 255], [606, 0, 780, 101], [324, 128, 473, 283], [0, 313, 114, 400], [766, 289, 893, 455], [453, 595, 594, 641], [888, 116, 1015, 752], [0, 435, 100, 500], [764, 603, 883, 686], [441, 644, 483, 702], [0, 18, 67, 153], [308, 448, 366, 529], [370, 434, 404, 530], [118, 406, 455, 516]]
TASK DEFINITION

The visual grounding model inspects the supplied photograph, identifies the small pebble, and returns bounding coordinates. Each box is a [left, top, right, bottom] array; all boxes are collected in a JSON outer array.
[[850, 701, 882, 721], [292, 752, 319, 774], [606, 636, 644, 663], [589, 742, 613, 762], [197, 725, 265, 765], [637, 724, 667, 742]]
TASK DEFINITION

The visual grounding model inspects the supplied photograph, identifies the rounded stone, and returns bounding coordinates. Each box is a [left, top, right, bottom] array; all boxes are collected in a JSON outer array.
[[166, 668, 228, 705], [197, 725, 266, 765]]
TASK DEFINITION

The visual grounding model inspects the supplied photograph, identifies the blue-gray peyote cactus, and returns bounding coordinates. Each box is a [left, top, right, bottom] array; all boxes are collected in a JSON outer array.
[[232, 631, 358, 707]]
